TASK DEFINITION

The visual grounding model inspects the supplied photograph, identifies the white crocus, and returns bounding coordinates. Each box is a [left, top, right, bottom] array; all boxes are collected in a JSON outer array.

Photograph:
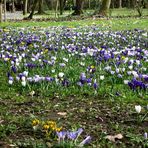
[[23, 71, 28, 77], [21, 76, 26, 81], [21, 81, 26, 87], [51, 69, 55, 73], [132, 71, 139, 78], [124, 80, 129, 84], [8, 79, 13, 85], [110, 71, 115, 75], [87, 48, 94, 56], [58, 72, 64, 78], [100, 75, 105, 80], [135, 105, 142, 113], [122, 68, 125, 72], [128, 65, 133, 70], [116, 68, 120, 73], [63, 58, 68, 62]]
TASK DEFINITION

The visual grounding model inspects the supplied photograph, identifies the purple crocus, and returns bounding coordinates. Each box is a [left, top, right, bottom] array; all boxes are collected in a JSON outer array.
[[45, 77, 54, 82], [67, 128, 83, 140], [56, 131, 67, 141], [80, 73, 86, 84], [93, 79, 98, 90]]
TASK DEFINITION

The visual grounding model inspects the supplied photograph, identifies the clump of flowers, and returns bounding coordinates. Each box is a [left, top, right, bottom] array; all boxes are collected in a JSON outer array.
[[32, 119, 62, 138], [55, 128, 91, 147], [128, 78, 147, 91], [32, 119, 40, 129], [32, 119, 91, 147]]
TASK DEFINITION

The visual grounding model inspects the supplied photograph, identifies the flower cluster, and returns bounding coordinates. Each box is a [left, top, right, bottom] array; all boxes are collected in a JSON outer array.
[[32, 119, 91, 147], [32, 119, 62, 137], [0, 27, 147, 96], [56, 128, 91, 147]]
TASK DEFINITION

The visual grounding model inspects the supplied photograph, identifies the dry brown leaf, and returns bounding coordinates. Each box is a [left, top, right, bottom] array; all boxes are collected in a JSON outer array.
[[114, 134, 123, 139], [57, 112, 67, 116], [0, 120, 4, 124], [105, 134, 123, 142]]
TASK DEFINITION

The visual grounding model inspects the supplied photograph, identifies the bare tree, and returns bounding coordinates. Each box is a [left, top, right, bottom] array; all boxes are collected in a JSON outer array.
[[4, 0, 6, 21], [119, 0, 122, 8], [12, 0, 15, 13], [23, 0, 28, 15], [94, 0, 111, 16], [59, 0, 64, 15], [27, 0, 38, 19], [72, 0, 84, 15], [0, 0, 2, 23], [38, 0, 45, 14]]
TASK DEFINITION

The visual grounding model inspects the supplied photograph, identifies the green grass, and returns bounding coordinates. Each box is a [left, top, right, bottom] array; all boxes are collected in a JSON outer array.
[[0, 17, 148, 31], [110, 8, 148, 17]]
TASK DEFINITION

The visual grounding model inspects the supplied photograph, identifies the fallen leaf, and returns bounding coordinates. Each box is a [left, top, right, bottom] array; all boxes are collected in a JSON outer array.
[[114, 134, 123, 139], [0, 120, 4, 124], [57, 112, 67, 116], [105, 134, 123, 142]]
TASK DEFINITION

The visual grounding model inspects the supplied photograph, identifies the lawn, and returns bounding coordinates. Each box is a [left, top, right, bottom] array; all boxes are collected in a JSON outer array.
[[0, 19, 148, 147]]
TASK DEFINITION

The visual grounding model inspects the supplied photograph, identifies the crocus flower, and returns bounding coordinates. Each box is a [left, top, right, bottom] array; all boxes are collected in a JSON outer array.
[[8, 76, 13, 85], [100, 75, 104, 80], [21, 76, 26, 81], [56, 131, 67, 141], [144, 132, 147, 139], [135, 105, 142, 113], [67, 131, 78, 140], [93, 79, 98, 90], [78, 136, 91, 147], [58, 72, 64, 78], [21, 81, 26, 87], [124, 80, 129, 84], [67, 128, 84, 140]]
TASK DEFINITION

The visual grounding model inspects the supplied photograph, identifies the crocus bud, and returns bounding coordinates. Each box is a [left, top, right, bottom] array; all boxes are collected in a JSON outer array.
[[100, 75, 104, 80], [58, 72, 64, 78], [144, 132, 147, 139], [135, 105, 142, 113], [21, 81, 26, 87], [21, 76, 26, 81], [79, 136, 91, 147], [8, 77, 13, 85]]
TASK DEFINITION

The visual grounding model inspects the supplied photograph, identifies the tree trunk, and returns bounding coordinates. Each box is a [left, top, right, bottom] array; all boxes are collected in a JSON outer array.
[[0, 0, 2, 23], [111, 0, 115, 8], [4, 0, 6, 21], [94, 0, 111, 16], [38, 0, 45, 14], [59, 0, 64, 15], [72, 0, 84, 15], [12, 0, 15, 13], [23, 0, 28, 15], [88, 0, 91, 9], [127, 0, 130, 8], [119, 0, 122, 8], [27, 0, 38, 19], [63, 0, 66, 8], [45, 0, 52, 10], [131, 0, 136, 8], [55, 0, 59, 17]]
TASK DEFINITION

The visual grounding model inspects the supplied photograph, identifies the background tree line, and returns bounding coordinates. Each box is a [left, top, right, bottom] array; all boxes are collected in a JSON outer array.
[[0, 0, 148, 22]]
